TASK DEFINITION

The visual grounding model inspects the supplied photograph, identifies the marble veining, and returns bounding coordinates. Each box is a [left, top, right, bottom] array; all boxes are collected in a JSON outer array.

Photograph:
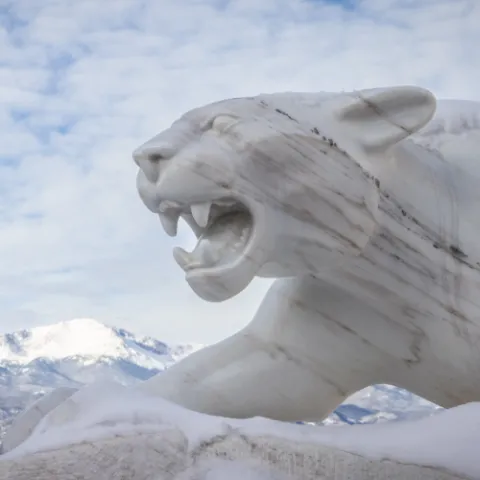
[[131, 86, 480, 418]]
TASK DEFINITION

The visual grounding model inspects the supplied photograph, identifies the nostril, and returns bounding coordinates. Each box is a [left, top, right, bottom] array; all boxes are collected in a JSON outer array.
[[133, 152, 162, 183], [133, 145, 178, 183], [132, 145, 175, 167], [145, 145, 176, 162], [148, 153, 164, 162]]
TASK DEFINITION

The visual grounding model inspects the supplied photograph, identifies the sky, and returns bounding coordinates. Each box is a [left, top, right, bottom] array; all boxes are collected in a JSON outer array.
[[0, 0, 479, 344]]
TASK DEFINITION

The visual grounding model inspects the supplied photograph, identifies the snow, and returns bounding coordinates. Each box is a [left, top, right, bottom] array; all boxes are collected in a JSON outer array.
[[2, 382, 479, 479], [190, 459, 292, 480], [1, 319, 127, 362]]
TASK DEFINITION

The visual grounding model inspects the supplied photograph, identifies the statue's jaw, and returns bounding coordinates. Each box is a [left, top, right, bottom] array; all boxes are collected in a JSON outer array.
[[157, 195, 262, 302]]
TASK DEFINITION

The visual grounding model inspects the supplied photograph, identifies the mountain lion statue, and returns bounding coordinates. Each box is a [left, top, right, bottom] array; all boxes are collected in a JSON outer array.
[[2, 86, 480, 480]]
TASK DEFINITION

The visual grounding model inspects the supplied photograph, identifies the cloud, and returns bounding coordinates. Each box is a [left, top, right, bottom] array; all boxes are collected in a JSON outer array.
[[0, 0, 478, 343]]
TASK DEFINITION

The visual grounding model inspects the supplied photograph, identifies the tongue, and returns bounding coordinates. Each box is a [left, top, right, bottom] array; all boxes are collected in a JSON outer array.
[[173, 212, 251, 272]]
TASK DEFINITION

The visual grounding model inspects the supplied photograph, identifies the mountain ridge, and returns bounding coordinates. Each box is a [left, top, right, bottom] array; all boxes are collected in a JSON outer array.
[[0, 318, 202, 368]]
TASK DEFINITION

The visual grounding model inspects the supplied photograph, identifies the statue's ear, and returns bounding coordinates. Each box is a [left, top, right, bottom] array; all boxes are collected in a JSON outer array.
[[333, 86, 436, 153]]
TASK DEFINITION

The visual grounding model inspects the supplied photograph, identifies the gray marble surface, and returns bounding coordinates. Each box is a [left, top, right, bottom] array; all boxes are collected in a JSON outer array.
[[134, 86, 480, 419]]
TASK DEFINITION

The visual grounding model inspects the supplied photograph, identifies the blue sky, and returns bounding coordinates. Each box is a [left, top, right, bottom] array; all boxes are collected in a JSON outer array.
[[0, 0, 479, 343]]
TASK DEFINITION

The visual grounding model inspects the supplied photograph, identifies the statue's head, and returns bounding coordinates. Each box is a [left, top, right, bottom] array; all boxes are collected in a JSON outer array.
[[133, 86, 436, 302]]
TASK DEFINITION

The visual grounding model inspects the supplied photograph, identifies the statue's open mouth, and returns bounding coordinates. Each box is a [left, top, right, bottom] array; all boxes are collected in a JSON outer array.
[[158, 198, 255, 276]]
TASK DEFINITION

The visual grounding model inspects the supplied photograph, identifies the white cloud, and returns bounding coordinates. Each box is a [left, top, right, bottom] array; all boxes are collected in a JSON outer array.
[[0, 0, 479, 343]]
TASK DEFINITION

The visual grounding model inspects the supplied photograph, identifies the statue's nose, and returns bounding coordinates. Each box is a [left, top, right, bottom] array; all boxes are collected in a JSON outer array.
[[132, 142, 177, 183]]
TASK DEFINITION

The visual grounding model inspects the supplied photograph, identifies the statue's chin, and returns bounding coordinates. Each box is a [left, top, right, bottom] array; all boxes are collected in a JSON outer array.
[[185, 257, 260, 303], [187, 278, 238, 302]]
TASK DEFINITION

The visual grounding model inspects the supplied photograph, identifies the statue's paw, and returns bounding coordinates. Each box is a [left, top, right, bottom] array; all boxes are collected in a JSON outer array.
[[1, 387, 77, 455], [1, 381, 192, 460]]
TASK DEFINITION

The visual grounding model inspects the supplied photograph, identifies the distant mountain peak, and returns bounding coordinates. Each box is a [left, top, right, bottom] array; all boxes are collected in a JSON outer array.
[[0, 319, 203, 439], [0, 318, 201, 369]]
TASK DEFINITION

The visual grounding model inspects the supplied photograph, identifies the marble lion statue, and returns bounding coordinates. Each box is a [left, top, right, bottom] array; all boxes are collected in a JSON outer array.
[[2, 86, 480, 480]]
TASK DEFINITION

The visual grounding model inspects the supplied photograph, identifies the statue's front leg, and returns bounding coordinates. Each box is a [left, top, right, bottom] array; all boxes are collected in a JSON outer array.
[[1, 387, 78, 454], [140, 276, 399, 422]]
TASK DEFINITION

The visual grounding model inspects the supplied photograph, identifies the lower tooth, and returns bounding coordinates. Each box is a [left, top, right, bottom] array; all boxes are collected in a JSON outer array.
[[173, 247, 194, 270]]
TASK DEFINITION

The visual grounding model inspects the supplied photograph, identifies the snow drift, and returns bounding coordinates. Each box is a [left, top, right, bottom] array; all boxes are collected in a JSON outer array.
[[0, 382, 478, 479]]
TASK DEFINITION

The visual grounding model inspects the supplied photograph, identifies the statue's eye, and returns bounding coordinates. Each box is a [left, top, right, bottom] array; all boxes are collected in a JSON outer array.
[[211, 115, 239, 133]]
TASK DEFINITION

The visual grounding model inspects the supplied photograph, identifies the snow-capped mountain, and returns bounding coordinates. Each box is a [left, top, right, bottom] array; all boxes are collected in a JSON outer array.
[[323, 384, 441, 426], [0, 318, 201, 368], [0, 318, 202, 437], [0, 318, 440, 440]]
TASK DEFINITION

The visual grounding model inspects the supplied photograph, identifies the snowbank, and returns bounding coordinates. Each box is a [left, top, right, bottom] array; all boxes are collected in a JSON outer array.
[[0, 382, 478, 479]]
